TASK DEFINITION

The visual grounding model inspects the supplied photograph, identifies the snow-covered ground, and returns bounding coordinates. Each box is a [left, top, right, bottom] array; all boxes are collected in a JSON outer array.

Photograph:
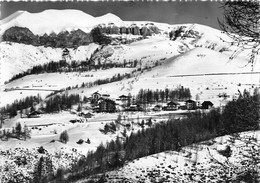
[[90, 131, 260, 182], [65, 46, 260, 108], [0, 108, 185, 182], [1, 9, 260, 183], [0, 68, 135, 106], [0, 42, 99, 85]]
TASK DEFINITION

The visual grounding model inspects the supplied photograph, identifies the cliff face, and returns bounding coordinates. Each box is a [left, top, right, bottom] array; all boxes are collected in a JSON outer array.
[[2, 24, 160, 48], [2, 26, 93, 48], [2, 26, 38, 45], [100, 23, 160, 36], [39, 29, 93, 48]]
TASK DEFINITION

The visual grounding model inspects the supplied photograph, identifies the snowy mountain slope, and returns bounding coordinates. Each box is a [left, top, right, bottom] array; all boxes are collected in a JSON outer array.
[[0, 10, 245, 85], [108, 35, 181, 65], [0, 35, 179, 85], [0, 10, 125, 36], [65, 46, 260, 107], [0, 42, 99, 85], [146, 47, 257, 77], [0, 68, 135, 107], [1, 10, 259, 106]]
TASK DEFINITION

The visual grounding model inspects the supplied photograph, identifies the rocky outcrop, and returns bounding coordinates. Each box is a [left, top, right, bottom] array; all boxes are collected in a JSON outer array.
[[99, 23, 160, 36], [130, 24, 141, 35], [2, 26, 93, 48], [41, 29, 93, 48], [119, 27, 131, 34], [2, 23, 160, 47], [140, 26, 152, 37], [92, 46, 114, 61], [146, 23, 160, 34], [2, 26, 38, 45]]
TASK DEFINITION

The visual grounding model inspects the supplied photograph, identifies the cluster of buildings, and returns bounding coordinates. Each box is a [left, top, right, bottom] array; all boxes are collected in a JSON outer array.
[[23, 91, 215, 120], [88, 91, 214, 113], [155, 100, 214, 111]]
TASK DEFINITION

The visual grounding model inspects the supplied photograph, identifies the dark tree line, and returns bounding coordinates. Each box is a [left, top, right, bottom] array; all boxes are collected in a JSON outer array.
[[9, 58, 138, 83], [44, 93, 81, 113], [135, 86, 191, 104], [3, 70, 134, 118], [0, 122, 31, 141], [1, 95, 42, 118], [44, 72, 132, 113]]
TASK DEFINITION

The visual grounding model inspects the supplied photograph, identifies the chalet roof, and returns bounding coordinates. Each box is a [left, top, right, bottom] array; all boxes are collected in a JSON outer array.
[[63, 48, 69, 53], [28, 111, 41, 115], [119, 95, 128, 99], [154, 105, 162, 108], [202, 101, 214, 106], [167, 101, 180, 106], [102, 94, 110, 97], [186, 99, 196, 103], [92, 91, 101, 95]]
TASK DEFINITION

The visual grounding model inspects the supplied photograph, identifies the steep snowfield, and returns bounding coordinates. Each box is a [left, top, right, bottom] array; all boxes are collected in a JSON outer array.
[[148, 47, 256, 76], [109, 35, 181, 64], [0, 42, 99, 85]]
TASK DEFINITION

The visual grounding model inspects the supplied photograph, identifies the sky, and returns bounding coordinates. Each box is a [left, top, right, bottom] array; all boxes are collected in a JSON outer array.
[[0, 1, 224, 29]]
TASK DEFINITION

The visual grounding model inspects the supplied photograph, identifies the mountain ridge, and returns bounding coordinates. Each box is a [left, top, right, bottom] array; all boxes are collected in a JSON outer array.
[[0, 10, 125, 36]]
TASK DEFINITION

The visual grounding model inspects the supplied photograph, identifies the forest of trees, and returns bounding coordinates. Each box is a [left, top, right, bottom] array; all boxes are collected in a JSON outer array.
[[9, 58, 139, 82], [0, 122, 31, 141], [53, 91, 260, 182], [44, 93, 81, 113], [1, 95, 42, 118], [135, 86, 191, 104]]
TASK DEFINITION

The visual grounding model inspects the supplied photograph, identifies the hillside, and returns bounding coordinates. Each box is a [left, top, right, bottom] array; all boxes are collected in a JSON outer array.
[[0, 9, 260, 183], [97, 130, 260, 182], [0, 42, 99, 85], [64, 46, 259, 108]]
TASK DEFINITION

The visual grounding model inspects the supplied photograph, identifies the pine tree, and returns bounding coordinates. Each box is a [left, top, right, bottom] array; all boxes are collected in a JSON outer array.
[[15, 122, 22, 138], [59, 130, 69, 144]]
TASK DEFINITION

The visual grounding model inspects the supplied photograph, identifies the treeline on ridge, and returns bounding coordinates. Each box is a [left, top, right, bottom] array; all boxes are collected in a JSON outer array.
[[8, 58, 139, 82], [135, 86, 191, 104], [1, 95, 42, 118]]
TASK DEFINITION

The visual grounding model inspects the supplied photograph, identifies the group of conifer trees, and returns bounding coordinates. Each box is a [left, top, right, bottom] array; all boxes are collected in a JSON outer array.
[[9, 58, 138, 82], [135, 86, 191, 104]]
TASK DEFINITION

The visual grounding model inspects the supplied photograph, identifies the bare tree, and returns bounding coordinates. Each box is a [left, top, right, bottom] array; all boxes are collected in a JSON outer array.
[[218, 1, 260, 68]]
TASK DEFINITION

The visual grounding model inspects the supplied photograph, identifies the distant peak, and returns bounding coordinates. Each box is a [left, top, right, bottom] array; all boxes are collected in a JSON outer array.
[[97, 13, 121, 19]]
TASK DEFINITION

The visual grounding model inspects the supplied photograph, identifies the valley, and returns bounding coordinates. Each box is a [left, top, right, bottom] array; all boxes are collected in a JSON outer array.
[[0, 8, 260, 183]]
